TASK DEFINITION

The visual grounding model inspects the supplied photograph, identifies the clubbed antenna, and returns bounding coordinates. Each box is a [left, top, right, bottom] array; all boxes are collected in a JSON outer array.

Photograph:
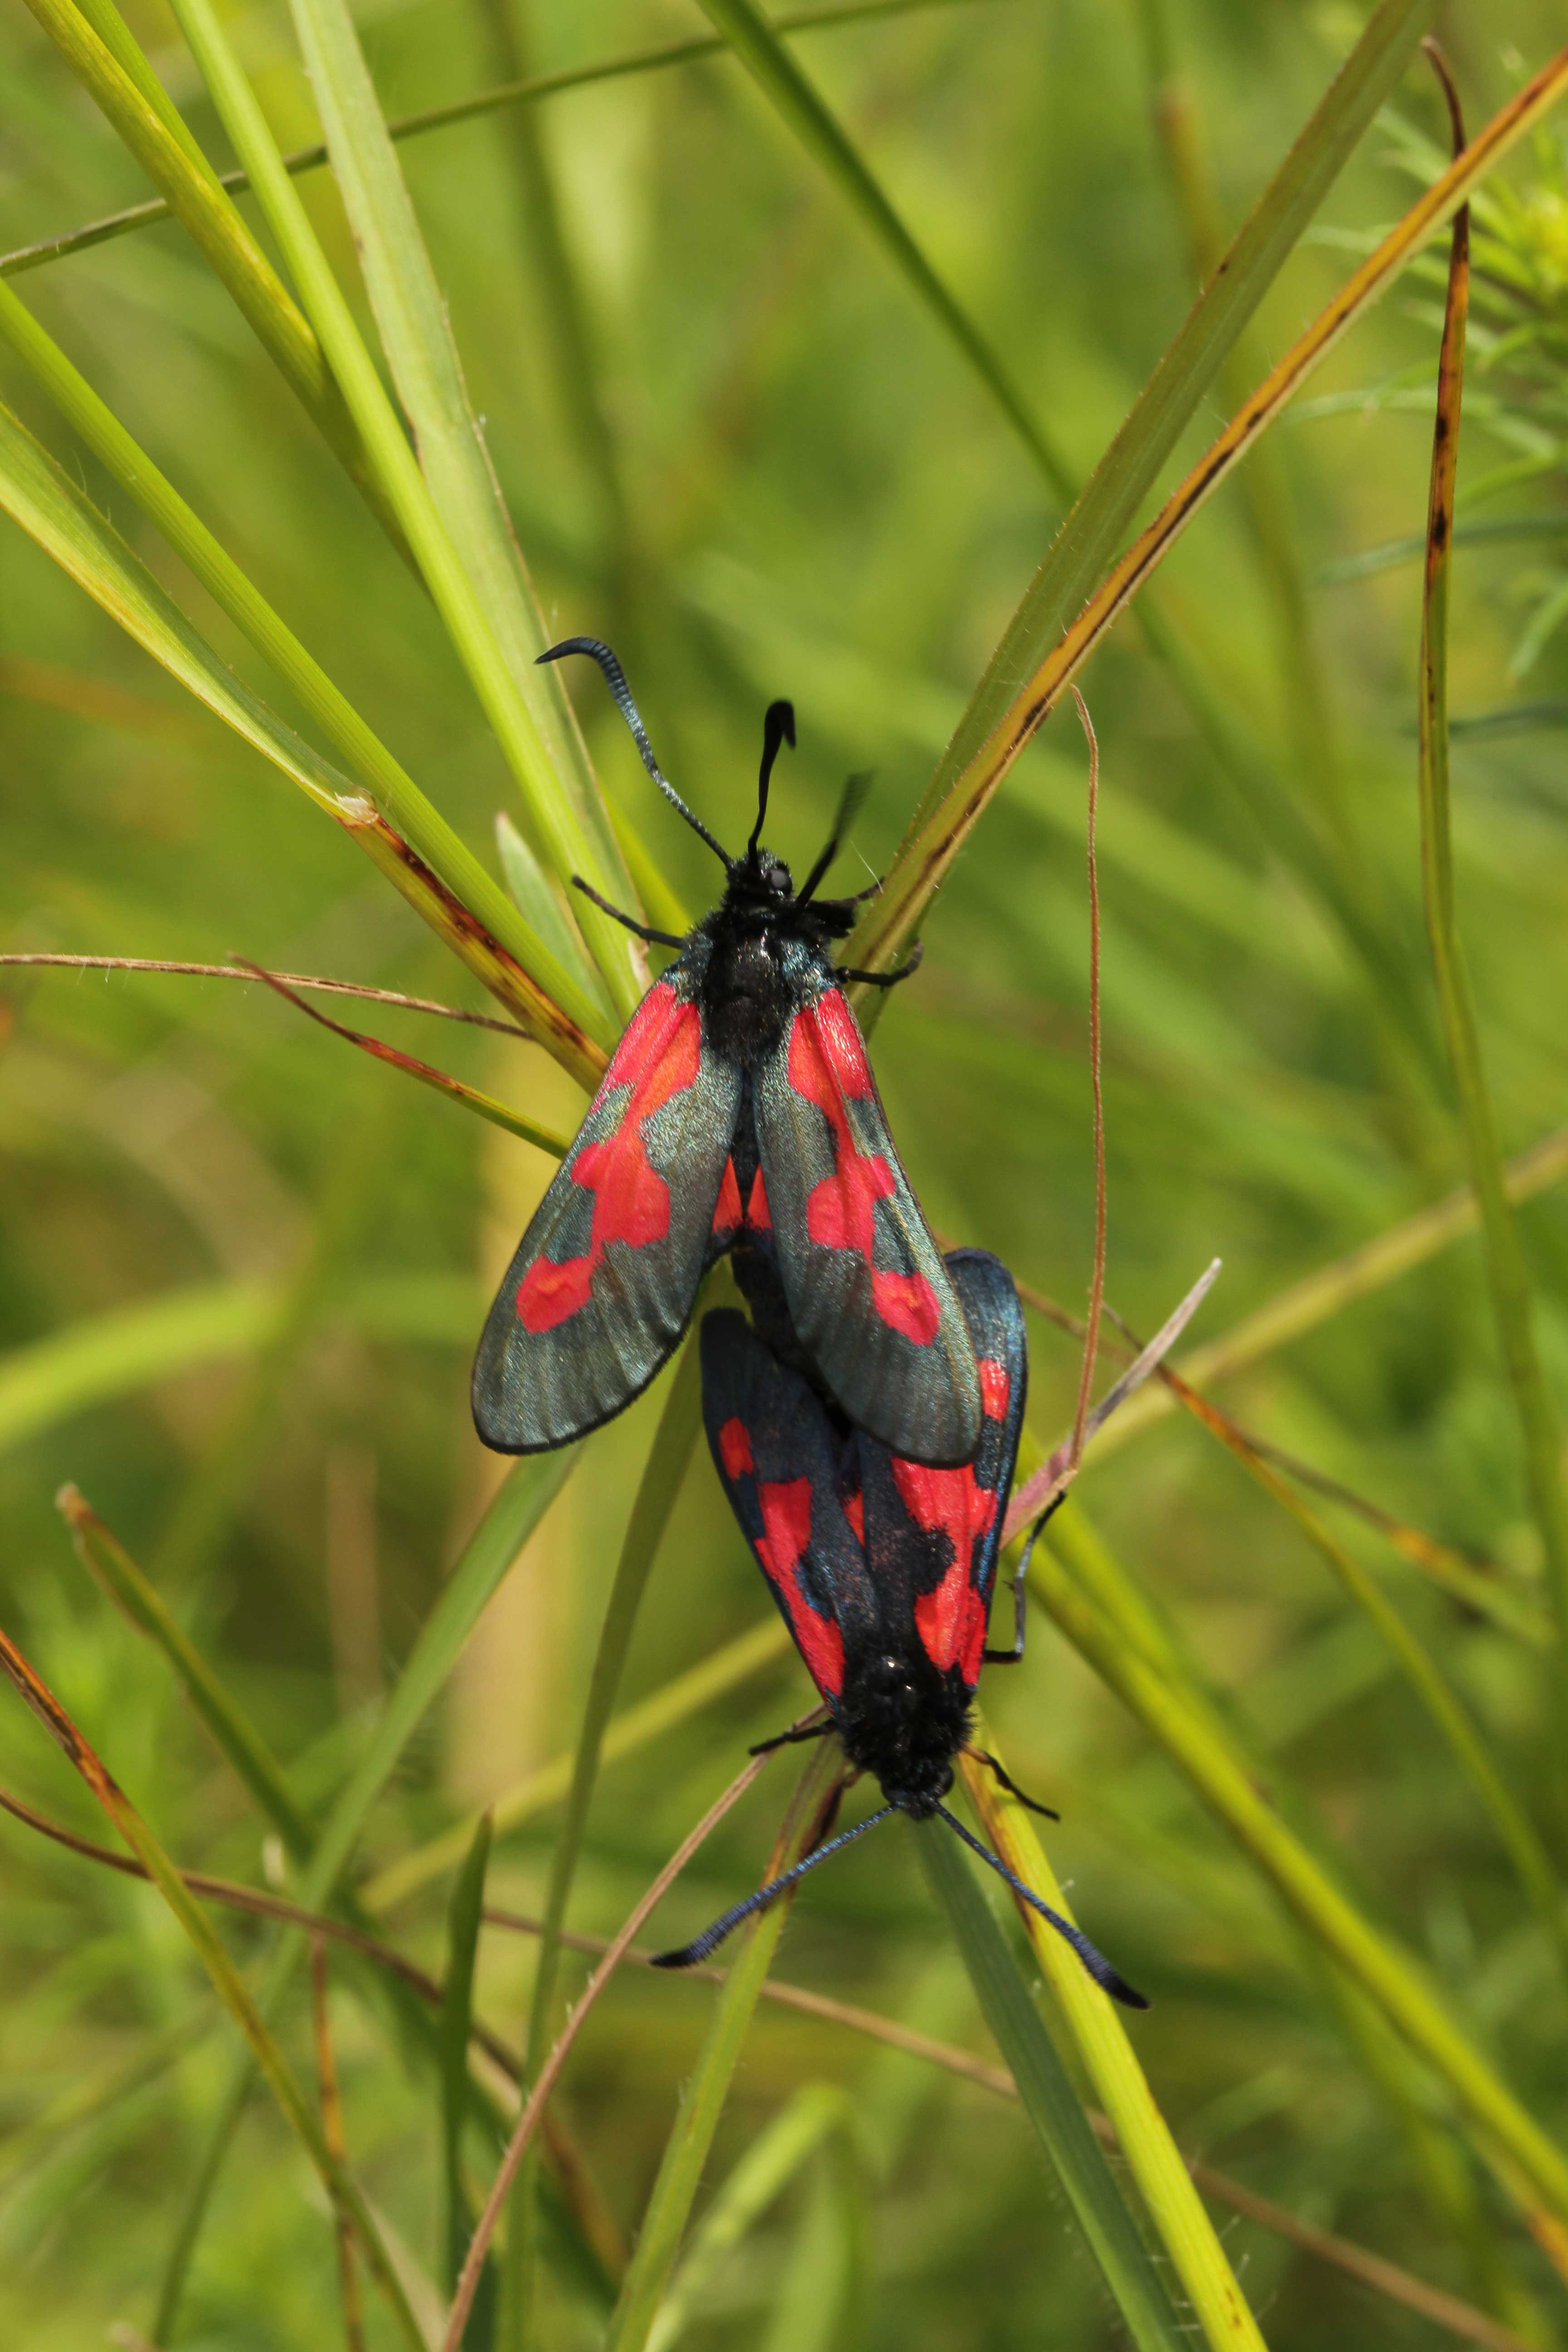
[[649, 1805, 893, 1968], [799, 769, 873, 905], [538, 637, 731, 868], [934, 1804, 1147, 2008], [749, 699, 796, 858]]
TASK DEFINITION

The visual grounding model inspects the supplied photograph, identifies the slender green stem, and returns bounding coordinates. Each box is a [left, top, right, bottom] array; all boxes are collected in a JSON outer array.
[[163, 0, 642, 1017], [1414, 110, 1568, 1659]]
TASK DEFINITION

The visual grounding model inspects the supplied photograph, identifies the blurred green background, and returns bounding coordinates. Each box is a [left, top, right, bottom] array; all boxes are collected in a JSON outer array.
[[4, 0, 1568, 2343]]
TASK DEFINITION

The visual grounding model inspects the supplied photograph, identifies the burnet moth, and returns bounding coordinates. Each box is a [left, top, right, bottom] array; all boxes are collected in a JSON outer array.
[[472, 637, 982, 1468], [652, 1246, 1148, 2008]]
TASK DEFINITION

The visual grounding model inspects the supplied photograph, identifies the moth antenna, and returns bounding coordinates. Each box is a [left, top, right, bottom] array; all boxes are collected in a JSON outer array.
[[934, 1804, 1147, 2009], [1069, 685, 1105, 1472], [648, 1804, 893, 1968], [799, 769, 874, 906], [539, 636, 731, 868], [749, 700, 796, 858]]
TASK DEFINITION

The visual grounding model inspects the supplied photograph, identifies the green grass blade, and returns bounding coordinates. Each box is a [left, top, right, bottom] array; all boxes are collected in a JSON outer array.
[[57, 1486, 316, 1866], [0, 278, 607, 1066], [163, 0, 644, 1021], [19, 0, 408, 549], [693, 0, 1071, 495], [602, 1742, 845, 2352], [504, 1321, 710, 2342], [0, 3, 1014, 280], [0, 1620, 430, 2352], [442, 1813, 494, 2324], [908, 0, 1435, 838], [647, 2086, 850, 2352], [153, 1450, 578, 2340], [958, 1728, 1268, 2352], [1031, 1515, 1568, 2245], [284, 0, 635, 1014], [1414, 111, 1568, 1657], [914, 1820, 1186, 2352], [361, 1614, 791, 1915]]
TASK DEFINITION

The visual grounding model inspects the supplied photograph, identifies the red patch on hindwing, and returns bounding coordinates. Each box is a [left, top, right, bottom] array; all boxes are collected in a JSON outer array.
[[718, 1416, 754, 1480], [786, 997, 940, 1346], [755, 1476, 845, 1697], [515, 985, 701, 1333], [978, 1357, 1009, 1419], [745, 1167, 771, 1231], [892, 1456, 996, 1686], [713, 1160, 742, 1238]]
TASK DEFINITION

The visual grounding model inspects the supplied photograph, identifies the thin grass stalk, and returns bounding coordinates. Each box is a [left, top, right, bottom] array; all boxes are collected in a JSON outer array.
[[1029, 1521, 1568, 2251], [600, 1743, 846, 2352], [162, 0, 643, 1018], [959, 1731, 1268, 2352], [310, 1937, 368, 2352], [913, 1819, 1186, 2352], [1413, 56, 1568, 1659], [19, 0, 409, 549], [845, 42, 1568, 977], [0, 1620, 429, 2351], [0, 0, 1001, 278], [152, 1448, 577, 2341], [447, 1744, 792, 2351], [441, 1816, 495, 2336], [0, 955, 535, 1036], [235, 960, 570, 1152], [503, 1325, 709, 2344], [0, 275, 605, 1065], [284, 0, 635, 992], [1163, 1368, 1568, 1964], [692, 0, 1073, 495], [1069, 687, 1106, 1465]]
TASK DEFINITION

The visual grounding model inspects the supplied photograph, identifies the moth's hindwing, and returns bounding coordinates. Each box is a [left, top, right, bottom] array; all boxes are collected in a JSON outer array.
[[858, 1250, 1027, 1693], [751, 986, 981, 1466], [699, 1308, 876, 1704], [472, 977, 740, 1451]]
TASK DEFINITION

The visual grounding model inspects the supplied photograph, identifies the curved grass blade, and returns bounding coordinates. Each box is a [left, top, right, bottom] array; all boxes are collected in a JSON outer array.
[[162, 0, 646, 1019], [599, 1743, 845, 2352], [0, 1, 1007, 279], [233, 960, 568, 1153], [847, 41, 1568, 977], [0, 279, 606, 1070], [19, 0, 407, 551], [959, 1727, 1263, 2352], [1029, 1515, 1568, 2254], [1412, 55, 1568, 1658], [153, 1447, 578, 2341], [0, 1617, 430, 2352], [57, 1485, 315, 1864], [284, 0, 635, 1008], [913, 1817, 1186, 2352]]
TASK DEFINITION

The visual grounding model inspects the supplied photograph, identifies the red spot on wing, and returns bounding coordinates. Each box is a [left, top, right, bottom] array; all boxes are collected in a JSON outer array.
[[718, 1416, 754, 1480], [515, 985, 702, 1333], [713, 1159, 742, 1238], [745, 1167, 771, 1231], [892, 1457, 997, 1685], [978, 1357, 1010, 1419], [842, 1487, 865, 1545], [786, 998, 940, 1347], [756, 1476, 845, 1697]]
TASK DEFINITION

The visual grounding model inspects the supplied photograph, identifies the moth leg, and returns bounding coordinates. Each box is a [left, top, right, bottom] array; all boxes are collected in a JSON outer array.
[[982, 1562, 1026, 1666], [749, 1718, 833, 1759], [834, 941, 923, 989], [967, 1746, 1059, 1821], [571, 875, 686, 950]]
